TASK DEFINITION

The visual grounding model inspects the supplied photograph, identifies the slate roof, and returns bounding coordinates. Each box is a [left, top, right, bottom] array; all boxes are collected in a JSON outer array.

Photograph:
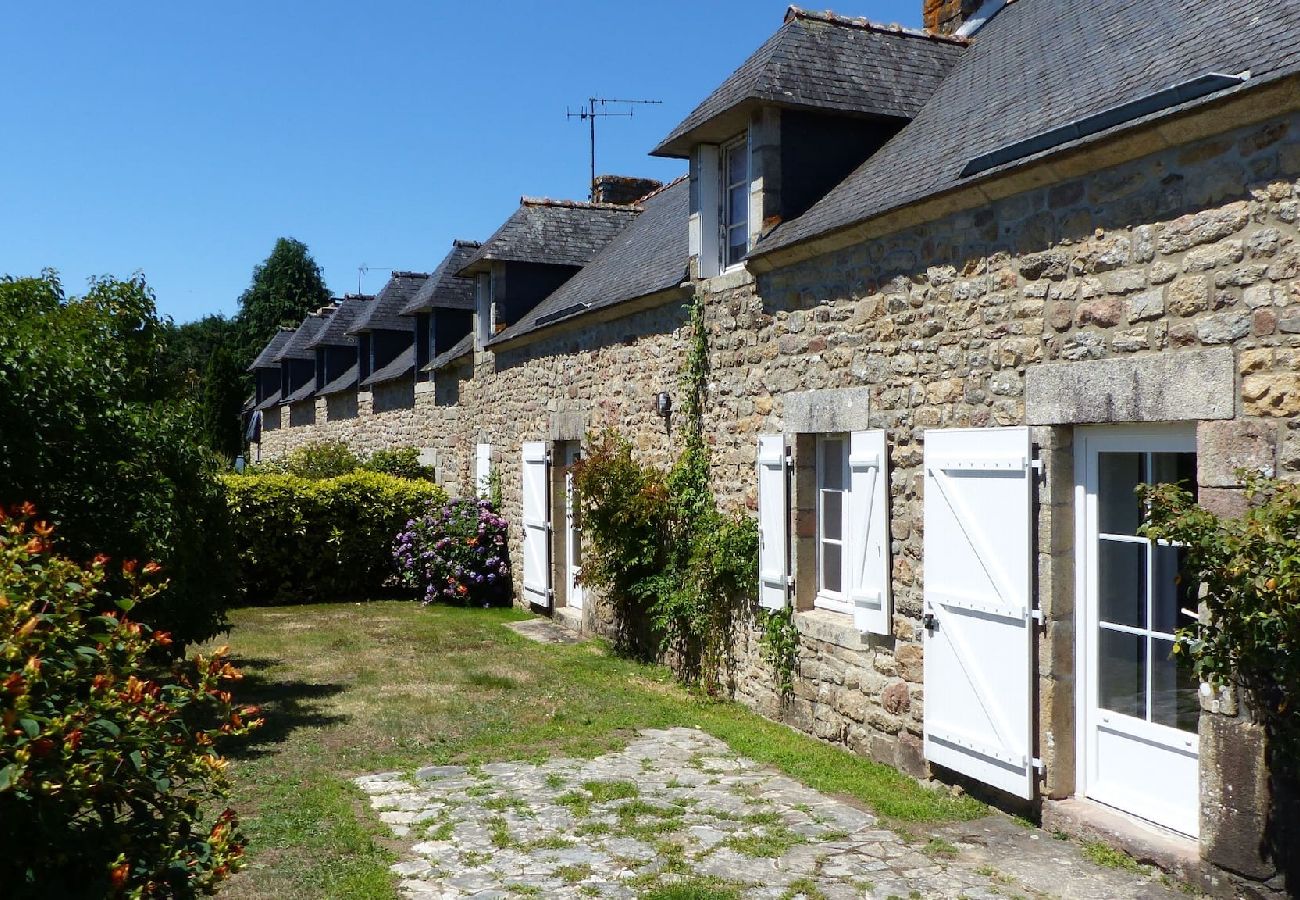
[[491, 178, 690, 344], [653, 7, 966, 158], [399, 241, 482, 316], [349, 273, 430, 334], [247, 329, 295, 372], [253, 390, 282, 412], [427, 333, 473, 372], [309, 296, 369, 349], [457, 199, 640, 274], [273, 311, 331, 363], [319, 363, 359, 396], [757, 0, 1300, 256], [362, 345, 415, 387], [283, 380, 317, 404]]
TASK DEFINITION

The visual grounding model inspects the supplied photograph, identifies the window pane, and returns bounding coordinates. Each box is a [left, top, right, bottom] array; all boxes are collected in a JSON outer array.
[[1099, 538, 1146, 628], [727, 143, 746, 184], [1099, 628, 1146, 719], [1151, 638, 1199, 732], [821, 439, 845, 490], [1153, 544, 1194, 635], [822, 542, 842, 594], [729, 185, 748, 226], [727, 229, 747, 266], [1152, 452, 1198, 502], [822, 491, 843, 542], [1099, 452, 1143, 535]]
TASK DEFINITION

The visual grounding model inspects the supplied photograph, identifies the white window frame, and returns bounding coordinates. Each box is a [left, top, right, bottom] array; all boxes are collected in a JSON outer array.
[[474, 272, 493, 349], [815, 433, 851, 614], [721, 132, 750, 271]]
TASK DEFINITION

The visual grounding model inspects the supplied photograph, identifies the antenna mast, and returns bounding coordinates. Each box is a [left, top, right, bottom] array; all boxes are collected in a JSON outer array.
[[566, 96, 662, 201]]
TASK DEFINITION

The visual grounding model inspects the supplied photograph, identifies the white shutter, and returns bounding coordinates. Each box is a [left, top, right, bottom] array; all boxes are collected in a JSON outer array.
[[923, 427, 1035, 799], [756, 435, 789, 610], [521, 442, 551, 608], [847, 430, 891, 635], [475, 443, 492, 498]]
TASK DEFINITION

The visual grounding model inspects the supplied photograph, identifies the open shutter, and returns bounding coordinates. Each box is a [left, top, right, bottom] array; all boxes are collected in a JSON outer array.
[[847, 430, 891, 635], [756, 435, 789, 610], [923, 426, 1035, 799], [521, 442, 551, 608], [476, 443, 492, 498]]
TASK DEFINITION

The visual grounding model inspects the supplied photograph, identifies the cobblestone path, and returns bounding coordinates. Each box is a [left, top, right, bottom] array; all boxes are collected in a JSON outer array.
[[357, 728, 1192, 899]]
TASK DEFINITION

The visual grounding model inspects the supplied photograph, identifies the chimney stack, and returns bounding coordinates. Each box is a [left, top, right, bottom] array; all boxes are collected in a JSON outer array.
[[924, 0, 982, 35], [592, 174, 663, 205]]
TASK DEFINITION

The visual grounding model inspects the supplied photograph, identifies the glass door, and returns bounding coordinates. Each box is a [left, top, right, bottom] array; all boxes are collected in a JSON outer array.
[[1078, 425, 1200, 836]]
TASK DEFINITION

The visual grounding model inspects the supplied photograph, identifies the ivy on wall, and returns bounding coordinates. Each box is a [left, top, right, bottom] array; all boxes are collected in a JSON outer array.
[[573, 292, 761, 694]]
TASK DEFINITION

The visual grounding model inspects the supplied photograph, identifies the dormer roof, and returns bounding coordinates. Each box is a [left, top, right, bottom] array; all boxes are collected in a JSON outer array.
[[308, 295, 370, 350], [456, 198, 641, 276], [273, 310, 332, 363], [652, 6, 965, 158], [348, 272, 430, 334], [490, 177, 690, 345], [247, 328, 296, 372], [399, 240, 482, 316]]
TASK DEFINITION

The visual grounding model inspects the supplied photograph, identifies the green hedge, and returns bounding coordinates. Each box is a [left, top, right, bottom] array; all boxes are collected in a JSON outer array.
[[223, 471, 446, 604]]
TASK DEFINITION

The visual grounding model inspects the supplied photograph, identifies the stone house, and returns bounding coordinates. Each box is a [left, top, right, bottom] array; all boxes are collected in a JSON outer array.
[[247, 0, 1300, 892]]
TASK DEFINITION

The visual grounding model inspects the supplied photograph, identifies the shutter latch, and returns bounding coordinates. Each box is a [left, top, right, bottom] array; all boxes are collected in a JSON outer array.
[[922, 613, 937, 632]]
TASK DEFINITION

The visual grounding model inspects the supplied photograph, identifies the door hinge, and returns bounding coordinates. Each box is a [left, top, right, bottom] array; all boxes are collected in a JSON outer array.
[[1032, 757, 1046, 775], [1029, 457, 1044, 480], [1029, 608, 1044, 625]]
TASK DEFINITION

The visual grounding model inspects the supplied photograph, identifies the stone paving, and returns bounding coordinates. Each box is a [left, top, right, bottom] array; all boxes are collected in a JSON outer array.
[[357, 728, 1194, 899]]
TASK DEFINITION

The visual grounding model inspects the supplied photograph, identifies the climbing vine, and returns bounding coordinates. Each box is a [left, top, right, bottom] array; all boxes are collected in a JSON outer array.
[[758, 606, 800, 702], [574, 292, 758, 693]]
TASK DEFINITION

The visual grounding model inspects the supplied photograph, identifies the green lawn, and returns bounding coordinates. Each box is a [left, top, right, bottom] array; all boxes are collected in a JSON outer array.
[[212, 602, 984, 899]]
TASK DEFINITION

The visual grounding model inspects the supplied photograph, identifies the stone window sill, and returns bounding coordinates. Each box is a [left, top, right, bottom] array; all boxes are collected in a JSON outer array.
[[793, 608, 866, 653], [414, 381, 435, 395], [699, 265, 755, 294]]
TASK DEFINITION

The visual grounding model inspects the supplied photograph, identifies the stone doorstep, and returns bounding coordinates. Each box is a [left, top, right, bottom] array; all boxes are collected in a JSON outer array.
[[1042, 798, 1218, 895], [552, 605, 583, 635]]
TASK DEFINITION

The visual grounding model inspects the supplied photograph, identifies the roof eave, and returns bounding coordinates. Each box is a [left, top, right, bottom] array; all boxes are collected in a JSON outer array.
[[488, 283, 693, 353]]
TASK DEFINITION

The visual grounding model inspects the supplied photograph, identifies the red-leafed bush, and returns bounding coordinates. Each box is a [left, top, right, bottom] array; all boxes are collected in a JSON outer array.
[[0, 505, 261, 898]]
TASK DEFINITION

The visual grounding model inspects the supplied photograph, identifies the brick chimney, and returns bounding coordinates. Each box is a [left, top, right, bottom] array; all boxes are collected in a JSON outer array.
[[924, 0, 982, 34], [592, 174, 662, 205]]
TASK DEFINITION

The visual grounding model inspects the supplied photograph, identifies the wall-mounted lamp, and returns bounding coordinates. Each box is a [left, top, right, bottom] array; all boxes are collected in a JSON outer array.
[[656, 391, 672, 419]]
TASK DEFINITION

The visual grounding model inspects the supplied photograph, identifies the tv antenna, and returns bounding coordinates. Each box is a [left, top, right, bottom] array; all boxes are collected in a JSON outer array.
[[566, 96, 662, 201], [357, 264, 392, 294]]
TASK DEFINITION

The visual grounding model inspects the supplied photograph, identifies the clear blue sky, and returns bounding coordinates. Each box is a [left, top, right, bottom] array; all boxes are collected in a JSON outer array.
[[0, 1, 920, 324]]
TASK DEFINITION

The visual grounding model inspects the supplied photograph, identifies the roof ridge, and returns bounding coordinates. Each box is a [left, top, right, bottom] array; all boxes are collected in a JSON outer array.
[[519, 196, 643, 211], [452, 239, 482, 248], [632, 173, 688, 205], [785, 6, 970, 45], [390, 270, 431, 278]]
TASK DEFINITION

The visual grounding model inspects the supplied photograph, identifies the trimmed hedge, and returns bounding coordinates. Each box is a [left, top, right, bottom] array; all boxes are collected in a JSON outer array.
[[223, 471, 446, 604]]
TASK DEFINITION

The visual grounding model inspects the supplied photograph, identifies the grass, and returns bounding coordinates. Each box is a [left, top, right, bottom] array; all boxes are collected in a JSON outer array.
[[922, 837, 960, 858], [1081, 839, 1144, 872], [211, 602, 985, 898]]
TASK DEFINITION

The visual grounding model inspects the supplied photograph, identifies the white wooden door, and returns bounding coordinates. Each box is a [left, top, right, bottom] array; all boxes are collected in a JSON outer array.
[[1076, 425, 1199, 836], [756, 435, 789, 610], [521, 442, 551, 608], [476, 443, 492, 499], [923, 427, 1036, 799], [563, 444, 583, 611]]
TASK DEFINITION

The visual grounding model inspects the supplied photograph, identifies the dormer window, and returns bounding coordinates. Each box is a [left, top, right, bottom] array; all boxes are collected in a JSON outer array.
[[475, 272, 493, 349], [722, 134, 750, 269]]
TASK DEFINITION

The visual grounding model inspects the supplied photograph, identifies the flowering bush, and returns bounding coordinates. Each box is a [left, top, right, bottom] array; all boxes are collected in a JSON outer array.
[[0, 505, 260, 897], [395, 498, 511, 606]]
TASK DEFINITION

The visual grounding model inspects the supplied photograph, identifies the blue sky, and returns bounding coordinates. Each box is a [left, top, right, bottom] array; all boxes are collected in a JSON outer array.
[[0, 1, 920, 324]]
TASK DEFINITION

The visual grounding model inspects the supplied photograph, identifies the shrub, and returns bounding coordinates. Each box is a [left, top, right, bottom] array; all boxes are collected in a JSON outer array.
[[0, 272, 235, 649], [252, 439, 362, 479], [395, 498, 511, 606], [0, 507, 259, 897], [223, 471, 446, 603], [364, 447, 437, 482], [1141, 473, 1300, 769]]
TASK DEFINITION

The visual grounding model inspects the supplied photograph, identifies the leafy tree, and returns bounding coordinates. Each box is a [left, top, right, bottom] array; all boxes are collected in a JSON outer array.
[[0, 271, 234, 646], [159, 315, 245, 458], [233, 236, 332, 365]]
